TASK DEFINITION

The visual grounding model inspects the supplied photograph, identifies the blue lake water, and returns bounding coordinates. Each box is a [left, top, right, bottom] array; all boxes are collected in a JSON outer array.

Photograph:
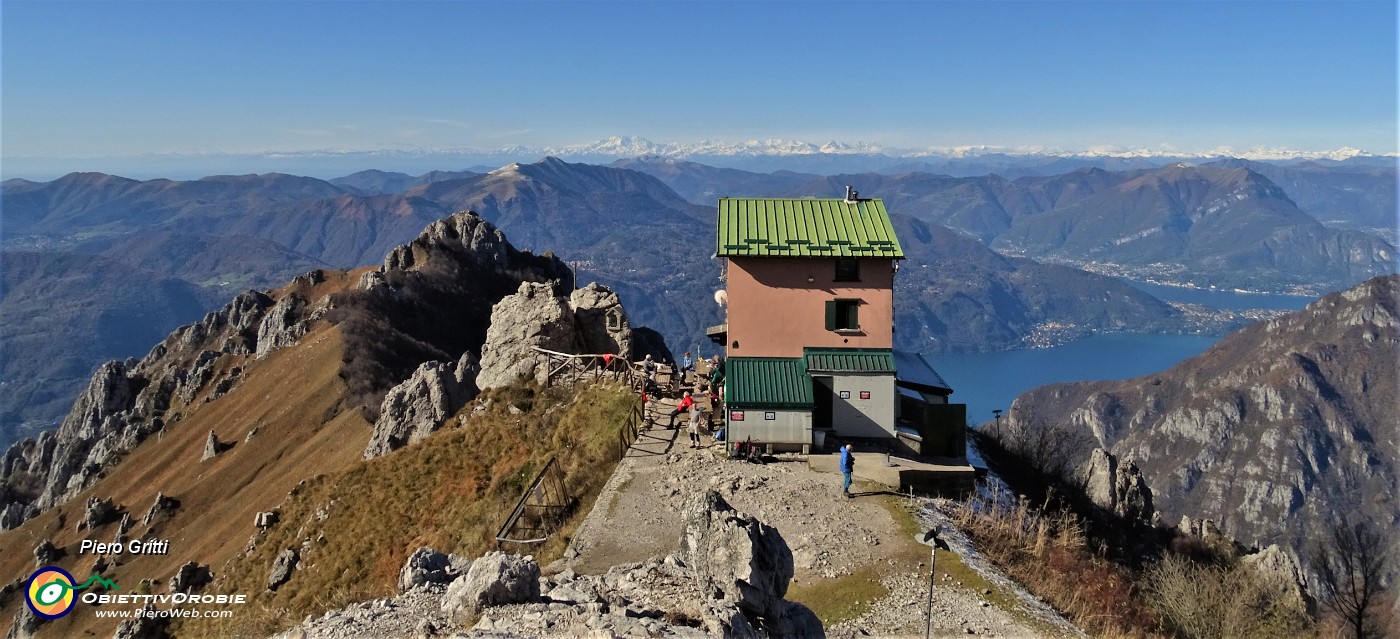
[[926, 332, 1221, 427], [925, 282, 1320, 426]]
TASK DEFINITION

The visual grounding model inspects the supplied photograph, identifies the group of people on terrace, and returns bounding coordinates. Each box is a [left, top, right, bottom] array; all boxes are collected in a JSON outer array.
[[638, 351, 724, 448]]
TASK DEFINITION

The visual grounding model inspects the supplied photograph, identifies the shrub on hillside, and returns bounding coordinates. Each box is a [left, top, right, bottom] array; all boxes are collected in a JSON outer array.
[[1144, 553, 1314, 639]]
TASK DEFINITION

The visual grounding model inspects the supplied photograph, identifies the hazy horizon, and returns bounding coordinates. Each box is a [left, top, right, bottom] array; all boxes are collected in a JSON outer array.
[[3, 1, 1396, 180]]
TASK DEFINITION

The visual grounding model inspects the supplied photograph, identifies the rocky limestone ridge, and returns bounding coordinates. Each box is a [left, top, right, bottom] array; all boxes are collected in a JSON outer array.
[[364, 352, 481, 459], [0, 271, 332, 529], [331, 211, 572, 417], [476, 281, 633, 390], [1004, 275, 1397, 556], [270, 489, 820, 639], [0, 210, 582, 529]]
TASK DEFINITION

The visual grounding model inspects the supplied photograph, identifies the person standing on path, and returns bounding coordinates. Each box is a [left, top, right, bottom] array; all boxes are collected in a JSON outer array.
[[839, 443, 855, 498], [688, 404, 707, 448]]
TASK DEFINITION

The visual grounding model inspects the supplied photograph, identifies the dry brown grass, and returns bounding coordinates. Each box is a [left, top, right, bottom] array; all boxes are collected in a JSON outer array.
[[179, 380, 636, 638], [1143, 553, 1315, 639], [0, 324, 369, 638], [952, 492, 1161, 638]]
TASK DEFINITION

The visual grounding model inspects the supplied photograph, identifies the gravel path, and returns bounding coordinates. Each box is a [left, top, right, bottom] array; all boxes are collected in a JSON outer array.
[[565, 395, 1065, 638]]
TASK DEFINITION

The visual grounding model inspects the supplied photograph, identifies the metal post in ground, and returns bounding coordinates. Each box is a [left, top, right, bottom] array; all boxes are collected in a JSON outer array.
[[922, 527, 950, 639]]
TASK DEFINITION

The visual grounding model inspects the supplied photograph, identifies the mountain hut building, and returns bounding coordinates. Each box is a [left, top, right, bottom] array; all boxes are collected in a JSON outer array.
[[710, 190, 968, 461]]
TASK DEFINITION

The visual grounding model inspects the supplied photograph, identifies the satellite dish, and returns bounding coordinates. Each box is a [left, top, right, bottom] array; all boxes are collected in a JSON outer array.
[[714, 290, 728, 306]]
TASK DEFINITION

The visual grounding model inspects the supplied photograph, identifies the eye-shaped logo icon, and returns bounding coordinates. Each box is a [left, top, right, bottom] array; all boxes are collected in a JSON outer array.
[[26, 567, 77, 619]]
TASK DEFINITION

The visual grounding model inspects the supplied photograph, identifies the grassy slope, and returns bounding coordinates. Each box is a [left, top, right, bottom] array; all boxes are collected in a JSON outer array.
[[0, 322, 370, 638], [182, 381, 636, 637]]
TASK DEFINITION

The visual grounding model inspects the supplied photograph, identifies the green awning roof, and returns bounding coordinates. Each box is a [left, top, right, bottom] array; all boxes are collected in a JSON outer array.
[[803, 348, 896, 374], [716, 198, 905, 259], [725, 357, 814, 409]]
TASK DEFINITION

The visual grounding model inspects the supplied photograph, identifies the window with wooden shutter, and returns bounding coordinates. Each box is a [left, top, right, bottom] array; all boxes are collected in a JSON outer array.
[[827, 299, 860, 331]]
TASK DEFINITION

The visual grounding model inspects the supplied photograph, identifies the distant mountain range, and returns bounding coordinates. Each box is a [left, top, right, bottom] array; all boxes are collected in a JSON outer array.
[[7, 136, 1393, 182], [619, 157, 1397, 293], [3, 156, 1393, 449]]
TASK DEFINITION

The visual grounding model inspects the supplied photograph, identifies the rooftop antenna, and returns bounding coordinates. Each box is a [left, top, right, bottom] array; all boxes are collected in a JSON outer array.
[[844, 185, 859, 203]]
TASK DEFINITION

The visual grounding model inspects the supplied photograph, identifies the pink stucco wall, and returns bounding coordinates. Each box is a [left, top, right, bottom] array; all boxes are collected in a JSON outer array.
[[725, 256, 894, 358]]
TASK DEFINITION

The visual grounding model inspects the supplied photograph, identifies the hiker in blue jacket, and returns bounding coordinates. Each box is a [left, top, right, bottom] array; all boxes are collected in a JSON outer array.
[[839, 443, 855, 498]]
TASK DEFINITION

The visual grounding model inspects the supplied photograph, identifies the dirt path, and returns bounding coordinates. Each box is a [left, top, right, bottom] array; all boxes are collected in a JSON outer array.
[[565, 392, 1062, 637]]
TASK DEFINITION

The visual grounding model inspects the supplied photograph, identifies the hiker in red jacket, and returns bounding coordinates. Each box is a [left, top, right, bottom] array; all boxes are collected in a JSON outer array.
[[667, 391, 695, 429]]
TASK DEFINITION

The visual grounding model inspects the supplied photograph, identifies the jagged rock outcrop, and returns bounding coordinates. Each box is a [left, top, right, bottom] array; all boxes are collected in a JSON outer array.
[[33, 539, 59, 566], [364, 351, 480, 459], [255, 293, 310, 358], [440, 551, 541, 619], [477, 282, 633, 390], [254, 511, 278, 528], [0, 279, 325, 529], [1077, 448, 1154, 527], [1241, 544, 1313, 614], [169, 561, 213, 594], [0, 503, 31, 530], [1005, 275, 1400, 595], [4, 606, 40, 639], [200, 430, 224, 461], [141, 492, 180, 527], [77, 496, 119, 531], [267, 548, 299, 592], [681, 489, 795, 627]]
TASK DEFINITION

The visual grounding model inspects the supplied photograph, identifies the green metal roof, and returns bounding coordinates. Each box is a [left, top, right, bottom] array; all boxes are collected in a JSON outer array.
[[803, 348, 896, 374], [716, 198, 905, 259], [725, 357, 814, 409]]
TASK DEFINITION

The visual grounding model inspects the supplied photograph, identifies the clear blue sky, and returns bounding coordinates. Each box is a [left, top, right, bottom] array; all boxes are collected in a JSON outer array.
[[3, 0, 1397, 165]]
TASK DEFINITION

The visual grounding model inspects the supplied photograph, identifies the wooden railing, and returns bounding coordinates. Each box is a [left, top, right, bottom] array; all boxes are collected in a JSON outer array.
[[529, 347, 646, 391]]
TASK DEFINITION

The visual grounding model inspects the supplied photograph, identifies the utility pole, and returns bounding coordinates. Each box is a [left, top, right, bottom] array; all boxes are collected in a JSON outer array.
[[992, 409, 1003, 434]]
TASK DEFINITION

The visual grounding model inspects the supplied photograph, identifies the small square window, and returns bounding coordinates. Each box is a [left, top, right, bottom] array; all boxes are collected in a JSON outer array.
[[834, 258, 860, 282], [764, 412, 776, 420], [825, 299, 860, 331]]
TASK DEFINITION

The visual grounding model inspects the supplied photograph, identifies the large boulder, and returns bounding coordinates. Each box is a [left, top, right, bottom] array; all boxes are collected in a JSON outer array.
[[398, 547, 462, 593], [364, 351, 480, 459], [476, 282, 633, 390], [440, 551, 540, 619], [267, 548, 299, 592], [681, 489, 795, 623]]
